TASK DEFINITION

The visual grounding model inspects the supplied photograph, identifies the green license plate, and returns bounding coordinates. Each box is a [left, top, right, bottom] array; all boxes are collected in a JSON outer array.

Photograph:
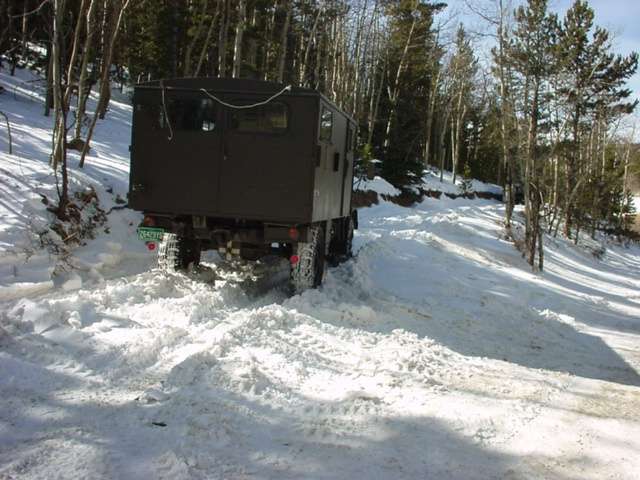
[[137, 226, 165, 242]]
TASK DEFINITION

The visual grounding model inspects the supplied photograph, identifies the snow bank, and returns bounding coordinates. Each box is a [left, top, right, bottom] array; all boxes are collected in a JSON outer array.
[[354, 175, 401, 196], [0, 67, 153, 300], [421, 168, 503, 195], [355, 169, 502, 198]]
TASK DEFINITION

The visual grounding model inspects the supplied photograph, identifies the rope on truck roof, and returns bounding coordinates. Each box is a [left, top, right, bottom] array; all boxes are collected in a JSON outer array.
[[159, 81, 291, 141], [199, 84, 292, 109]]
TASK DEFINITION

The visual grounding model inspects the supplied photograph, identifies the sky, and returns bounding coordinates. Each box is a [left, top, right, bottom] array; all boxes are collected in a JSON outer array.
[[444, 0, 640, 125]]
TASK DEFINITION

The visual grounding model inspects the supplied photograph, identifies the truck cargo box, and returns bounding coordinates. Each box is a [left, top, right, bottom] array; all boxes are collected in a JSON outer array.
[[128, 78, 356, 225]]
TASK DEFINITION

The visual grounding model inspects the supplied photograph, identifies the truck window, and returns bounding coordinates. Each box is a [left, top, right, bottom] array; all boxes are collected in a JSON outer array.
[[346, 125, 353, 152], [135, 103, 167, 132], [229, 102, 288, 133], [165, 98, 217, 132], [320, 107, 332, 142]]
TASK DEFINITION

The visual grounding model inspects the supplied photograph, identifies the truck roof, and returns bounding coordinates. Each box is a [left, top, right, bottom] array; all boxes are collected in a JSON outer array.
[[134, 77, 355, 123]]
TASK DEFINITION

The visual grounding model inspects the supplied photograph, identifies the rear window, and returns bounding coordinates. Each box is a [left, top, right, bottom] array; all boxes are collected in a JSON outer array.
[[135, 102, 164, 131], [229, 102, 288, 133], [164, 98, 217, 132]]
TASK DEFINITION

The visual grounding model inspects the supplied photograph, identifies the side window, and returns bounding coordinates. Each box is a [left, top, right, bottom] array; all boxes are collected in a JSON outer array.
[[346, 125, 353, 152], [229, 102, 288, 133], [320, 107, 333, 142], [165, 98, 217, 132], [200, 99, 216, 131], [135, 103, 165, 131]]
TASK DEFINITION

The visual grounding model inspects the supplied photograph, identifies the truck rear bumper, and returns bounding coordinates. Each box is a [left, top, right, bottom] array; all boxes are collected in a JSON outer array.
[[141, 213, 312, 246]]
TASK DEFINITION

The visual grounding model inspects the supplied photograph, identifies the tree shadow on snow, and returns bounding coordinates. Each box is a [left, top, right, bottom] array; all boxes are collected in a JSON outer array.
[[312, 232, 640, 388], [0, 353, 582, 480]]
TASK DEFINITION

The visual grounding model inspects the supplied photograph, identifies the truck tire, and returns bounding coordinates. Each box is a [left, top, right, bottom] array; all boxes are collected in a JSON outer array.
[[291, 225, 325, 293], [158, 233, 201, 271], [345, 217, 354, 257], [328, 216, 354, 264]]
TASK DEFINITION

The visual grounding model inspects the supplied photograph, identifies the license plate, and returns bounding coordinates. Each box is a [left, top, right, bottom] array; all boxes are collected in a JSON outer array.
[[137, 227, 165, 242]]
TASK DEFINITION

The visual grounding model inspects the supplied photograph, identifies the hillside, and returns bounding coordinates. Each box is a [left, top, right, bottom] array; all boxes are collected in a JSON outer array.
[[1, 68, 640, 479]]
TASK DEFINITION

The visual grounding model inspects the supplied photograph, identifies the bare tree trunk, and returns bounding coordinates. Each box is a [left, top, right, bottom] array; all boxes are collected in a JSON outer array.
[[437, 107, 451, 182], [64, 0, 90, 107], [79, 0, 131, 168], [194, 0, 221, 77], [75, 0, 99, 139], [548, 155, 559, 233], [275, 0, 291, 83], [232, 0, 246, 78], [261, 0, 278, 80], [524, 80, 541, 269], [51, 0, 69, 215], [564, 101, 582, 238], [51, 0, 65, 170], [450, 120, 456, 183], [538, 223, 544, 270], [44, 39, 53, 117], [383, 8, 417, 148], [298, 4, 323, 86], [452, 89, 466, 185], [183, 0, 209, 77], [487, 0, 518, 230], [367, 54, 384, 146], [424, 66, 440, 167], [0, 0, 16, 65], [328, 16, 339, 96], [313, 27, 322, 89], [350, 0, 368, 116], [621, 124, 636, 228], [97, 0, 111, 119], [20, 1, 28, 60], [218, 0, 230, 77]]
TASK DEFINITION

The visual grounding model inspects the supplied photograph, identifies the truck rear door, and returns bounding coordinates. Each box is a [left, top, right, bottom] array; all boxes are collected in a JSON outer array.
[[219, 98, 310, 221], [130, 92, 222, 214]]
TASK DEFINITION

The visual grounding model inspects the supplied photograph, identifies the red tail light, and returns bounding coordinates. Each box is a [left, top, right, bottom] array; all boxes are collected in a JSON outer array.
[[147, 242, 157, 251], [288, 227, 299, 241], [290, 255, 300, 265], [143, 216, 156, 227]]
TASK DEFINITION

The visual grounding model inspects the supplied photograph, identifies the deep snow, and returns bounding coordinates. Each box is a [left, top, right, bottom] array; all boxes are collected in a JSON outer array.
[[1, 67, 640, 479]]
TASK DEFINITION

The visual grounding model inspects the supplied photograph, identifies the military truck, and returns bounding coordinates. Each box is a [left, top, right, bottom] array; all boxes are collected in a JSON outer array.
[[128, 78, 357, 292]]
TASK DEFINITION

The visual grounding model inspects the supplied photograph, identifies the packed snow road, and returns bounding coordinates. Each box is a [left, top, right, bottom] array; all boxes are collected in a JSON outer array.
[[2, 194, 640, 479]]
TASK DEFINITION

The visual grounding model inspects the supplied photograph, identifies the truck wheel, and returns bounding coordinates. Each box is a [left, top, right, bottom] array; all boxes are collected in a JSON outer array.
[[344, 215, 354, 258], [158, 233, 201, 271], [291, 225, 325, 293], [328, 216, 354, 265]]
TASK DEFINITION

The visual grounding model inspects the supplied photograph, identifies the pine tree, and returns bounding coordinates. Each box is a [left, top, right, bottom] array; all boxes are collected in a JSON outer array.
[[448, 24, 477, 185], [556, 0, 638, 239], [506, 0, 559, 269]]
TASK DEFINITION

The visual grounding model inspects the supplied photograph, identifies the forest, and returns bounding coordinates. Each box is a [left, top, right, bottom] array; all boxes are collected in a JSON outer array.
[[0, 0, 638, 270]]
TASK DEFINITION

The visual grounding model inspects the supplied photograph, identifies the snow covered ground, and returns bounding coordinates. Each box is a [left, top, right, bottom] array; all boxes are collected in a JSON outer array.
[[0, 68, 148, 302], [1, 68, 640, 479]]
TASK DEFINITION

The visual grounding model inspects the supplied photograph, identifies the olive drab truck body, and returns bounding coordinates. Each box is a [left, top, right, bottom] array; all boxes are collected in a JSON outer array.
[[129, 78, 357, 291]]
